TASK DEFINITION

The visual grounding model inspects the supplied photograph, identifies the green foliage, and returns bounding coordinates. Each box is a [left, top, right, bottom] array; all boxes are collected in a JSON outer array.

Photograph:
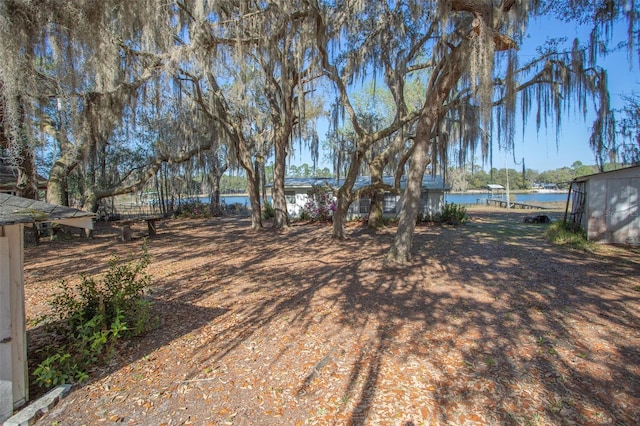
[[545, 221, 594, 251], [263, 201, 275, 220], [450, 161, 628, 191], [220, 174, 248, 194], [286, 163, 333, 178], [33, 246, 155, 389], [174, 201, 210, 218], [438, 203, 469, 225]]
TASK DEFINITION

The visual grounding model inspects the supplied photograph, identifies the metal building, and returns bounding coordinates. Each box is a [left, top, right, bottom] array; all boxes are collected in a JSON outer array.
[[566, 165, 640, 244]]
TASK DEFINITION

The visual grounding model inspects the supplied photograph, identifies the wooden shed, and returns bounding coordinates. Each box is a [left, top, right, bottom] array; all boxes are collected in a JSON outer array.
[[566, 165, 640, 244], [0, 194, 94, 422]]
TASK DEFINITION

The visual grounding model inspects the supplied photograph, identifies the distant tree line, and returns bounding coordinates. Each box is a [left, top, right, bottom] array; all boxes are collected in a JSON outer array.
[[446, 161, 623, 192]]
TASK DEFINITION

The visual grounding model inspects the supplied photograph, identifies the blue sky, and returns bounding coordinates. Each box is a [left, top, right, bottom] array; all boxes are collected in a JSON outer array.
[[506, 16, 639, 172], [288, 14, 638, 173]]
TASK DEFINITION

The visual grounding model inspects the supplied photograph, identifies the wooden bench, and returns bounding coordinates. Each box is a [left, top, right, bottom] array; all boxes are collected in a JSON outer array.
[[117, 215, 162, 242]]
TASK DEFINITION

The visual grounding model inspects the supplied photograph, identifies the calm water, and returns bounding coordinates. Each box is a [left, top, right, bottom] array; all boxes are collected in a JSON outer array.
[[215, 192, 568, 206], [446, 192, 568, 205]]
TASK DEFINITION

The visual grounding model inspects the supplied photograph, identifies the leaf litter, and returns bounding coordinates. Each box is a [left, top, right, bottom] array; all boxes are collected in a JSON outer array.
[[23, 209, 640, 425]]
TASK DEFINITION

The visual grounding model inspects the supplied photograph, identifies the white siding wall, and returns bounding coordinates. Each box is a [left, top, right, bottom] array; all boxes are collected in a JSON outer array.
[[0, 224, 27, 422], [284, 187, 447, 220], [419, 191, 445, 217], [285, 189, 310, 218]]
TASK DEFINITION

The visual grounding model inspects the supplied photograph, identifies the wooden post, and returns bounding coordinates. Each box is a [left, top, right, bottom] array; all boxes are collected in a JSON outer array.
[[1, 232, 13, 422], [7, 224, 27, 410], [147, 218, 157, 237], [0, 224, 27, 418]]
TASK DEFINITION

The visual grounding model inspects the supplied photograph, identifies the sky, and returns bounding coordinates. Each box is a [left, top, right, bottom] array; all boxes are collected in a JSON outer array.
[[289, 13, 639, 174], [506, 16, 639, 172]]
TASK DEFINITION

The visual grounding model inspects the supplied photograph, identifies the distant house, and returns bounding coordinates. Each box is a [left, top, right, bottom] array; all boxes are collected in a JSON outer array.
[[0, 194, 94, 421], [275, 175, 450, 219], [566, 165, 640, 244]]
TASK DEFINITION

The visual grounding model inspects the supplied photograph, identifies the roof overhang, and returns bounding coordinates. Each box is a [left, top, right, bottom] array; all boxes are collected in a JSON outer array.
[[0, 193, 95, 229]]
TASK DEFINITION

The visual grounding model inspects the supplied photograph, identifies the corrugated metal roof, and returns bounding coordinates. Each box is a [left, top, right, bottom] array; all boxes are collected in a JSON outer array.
[[0, 193, 94, 226]]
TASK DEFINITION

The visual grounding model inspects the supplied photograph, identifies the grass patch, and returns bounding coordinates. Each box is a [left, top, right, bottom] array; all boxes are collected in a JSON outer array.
[[545, 221, 594, 251]]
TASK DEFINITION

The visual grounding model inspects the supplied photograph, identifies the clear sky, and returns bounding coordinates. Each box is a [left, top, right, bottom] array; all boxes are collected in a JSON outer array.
[[505, 16, 639, 172]]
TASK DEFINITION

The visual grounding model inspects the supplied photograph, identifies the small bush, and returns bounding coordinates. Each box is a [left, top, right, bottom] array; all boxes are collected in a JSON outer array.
[[438, 203, 469, 225], [545, 221, 593, 250], [33, 245, 155, 388], [263, 201, 275, 220], [175, 201, 209, 218]]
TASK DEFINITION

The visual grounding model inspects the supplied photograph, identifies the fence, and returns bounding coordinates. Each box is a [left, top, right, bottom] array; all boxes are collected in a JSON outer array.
[[98, 202, 162, 220]]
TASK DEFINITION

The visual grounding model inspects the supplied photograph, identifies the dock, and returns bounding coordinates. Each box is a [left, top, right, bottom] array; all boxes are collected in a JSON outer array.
[[483, 198, 548, 210]]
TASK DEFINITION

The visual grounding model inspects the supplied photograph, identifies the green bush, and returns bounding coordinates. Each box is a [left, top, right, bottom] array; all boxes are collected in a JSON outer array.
[[33, 245, 155, 388], [263, 201, 275, 220], [175, 201, 209, 218], [545, 221, 593, 251], [438, 202, 469, 225]]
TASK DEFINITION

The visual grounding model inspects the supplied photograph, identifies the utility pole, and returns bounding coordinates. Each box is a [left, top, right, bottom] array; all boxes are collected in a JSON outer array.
[[505, 155, 510, 209]]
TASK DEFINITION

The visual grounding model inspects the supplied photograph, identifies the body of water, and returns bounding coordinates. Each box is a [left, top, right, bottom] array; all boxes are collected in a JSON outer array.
[[446, 191, 569, 205], [215, 192, 569, 206]]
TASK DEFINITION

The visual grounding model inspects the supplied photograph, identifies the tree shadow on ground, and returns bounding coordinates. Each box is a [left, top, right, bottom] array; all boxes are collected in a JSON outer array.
[[26, 300, 227, 403], [25, 212, 640, 425]]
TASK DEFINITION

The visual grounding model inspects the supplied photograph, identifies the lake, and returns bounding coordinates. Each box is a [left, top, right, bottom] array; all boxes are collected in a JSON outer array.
[[216, 191, 569, 206]]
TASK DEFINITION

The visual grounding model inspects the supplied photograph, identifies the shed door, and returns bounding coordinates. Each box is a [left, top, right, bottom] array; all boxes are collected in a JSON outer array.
[[0, 236, 12, 421], [606, 178, 640, 244]]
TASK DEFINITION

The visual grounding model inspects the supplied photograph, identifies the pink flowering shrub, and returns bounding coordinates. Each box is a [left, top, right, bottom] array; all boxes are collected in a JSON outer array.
[[300, 185, 336, 222]]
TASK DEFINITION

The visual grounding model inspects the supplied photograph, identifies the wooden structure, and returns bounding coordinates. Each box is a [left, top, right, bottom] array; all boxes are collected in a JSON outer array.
[[116, 215, 162, 242], [0, 159, 48, 195], [566, 165, 640, 244], [485, 198, 548, 210], [486, 183, 505, 200], [0, 194, 94, 422]]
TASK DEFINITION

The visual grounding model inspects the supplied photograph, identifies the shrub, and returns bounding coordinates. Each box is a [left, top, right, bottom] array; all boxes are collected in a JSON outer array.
[[438, 202, 469, 225], [263, 201, 275, 220], [33, 245, 155, 388], [545, 221, 593, 251], [300, 185, 336, 222], [175, 201, 209, 218]]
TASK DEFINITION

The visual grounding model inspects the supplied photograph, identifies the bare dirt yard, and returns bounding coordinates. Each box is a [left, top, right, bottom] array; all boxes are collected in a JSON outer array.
[[23, 207, 640, 425]]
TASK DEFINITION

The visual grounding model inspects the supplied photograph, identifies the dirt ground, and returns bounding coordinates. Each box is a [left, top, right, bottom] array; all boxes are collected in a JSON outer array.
[[22, 207, 640, 425]]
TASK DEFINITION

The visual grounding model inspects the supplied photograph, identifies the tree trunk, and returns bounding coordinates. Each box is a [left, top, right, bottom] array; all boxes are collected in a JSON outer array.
[[332, 185, 350, 239], [247, 161, 263, 230], [331, 148, 365, 239], [47, 155, 77, 206], [272, 139, 289, 229], [367, 159, 385, 231], [385, 136, 431, 264], [209, 166, 225, 216], [368, 133, 409, 230], [386, 44, 465, 263], [16, 142, 37, 200], [83, 190, 99, 213]]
